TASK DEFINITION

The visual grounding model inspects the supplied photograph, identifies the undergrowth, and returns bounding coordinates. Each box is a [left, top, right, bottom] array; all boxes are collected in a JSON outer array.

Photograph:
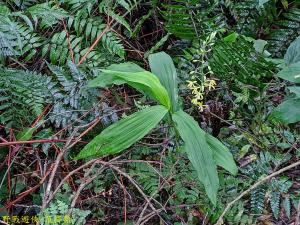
[[0, 0, 300, 225]]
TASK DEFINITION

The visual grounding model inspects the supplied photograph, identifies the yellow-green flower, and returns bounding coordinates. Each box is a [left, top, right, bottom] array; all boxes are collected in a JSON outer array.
[[187, 80, 197, 89], [204, 79, 216, 90]]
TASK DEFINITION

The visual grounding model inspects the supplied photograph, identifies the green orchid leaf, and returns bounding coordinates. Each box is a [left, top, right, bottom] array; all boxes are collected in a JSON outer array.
[[276, 62, 300, 83], [75, 105, 168, 160], [172, 110, 219, 204], [271, 98, 300, 124], [90, 64, 171, 109], [149, 52, 178, 112], [205, 133, 238, 175], [284, 35, 300, 65]]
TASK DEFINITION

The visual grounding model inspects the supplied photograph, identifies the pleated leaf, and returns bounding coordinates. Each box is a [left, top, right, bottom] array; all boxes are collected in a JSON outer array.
[[172, 110, 219, 204], [206, 133, 238, 175], [75, 105, 168, 160], [284, 35, 300, 65], [90, 64, 171, 109], [276, 62, 300, 83], [149, 52, 178, 112]]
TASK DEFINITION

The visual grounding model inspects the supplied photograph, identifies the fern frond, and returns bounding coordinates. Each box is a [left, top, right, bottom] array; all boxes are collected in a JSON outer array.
[[283, 196, 291, 218], [27, 2, 68, 28], [102, 31, 125, 58], [116, 0, 137, 12], [209, 36, 275, 88], [39, 200, 90, 225], [0, 67, 59, 128], [230, 0, 275, 37], [0, 35, 15, 57], [43, 31, 80, 65], [269, 190, 280, 219], [267, 7, 300, 57], [68, 13, 125, 58], [67, 12, 106, 42], [46, 61, 108, 128], [250, 187, 266, 214], [0, 15, 43, 60], [63, 0, 97, 13], [129, 162, 159, 196], [7, 0, 38, 10], [162, 0, 226, 40]]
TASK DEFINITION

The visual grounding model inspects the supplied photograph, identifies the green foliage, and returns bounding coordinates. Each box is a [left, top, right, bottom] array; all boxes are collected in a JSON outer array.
[[230, 0, 275, 37], [89, 63, 171, 109], [129, 162, 159, 196], [0, 0, 130, 66], [149, 51, 178, 112], [2, 1, 299, 224], [209, 34, 275, 88], [271, 99, 300, 124], [144, 34, 170, 58], [0, 67, 58, 128], [206, 133, 238, 175], [267, 6, 300, 57], [17, 127, 37, 141], [272, 35, 300, 124], [240, 152, 294, 219], [67, 11, 125, 58], [75, 105, 168, 159], [284, 35, 300, 65], [39, 200, 90, 225], [250, 186, 266, 214], [172, 110, 219, 204], [46, 61, 102, 128], [161, 0, 226, 40], [0, 15, 43, 60], [78, 53, 237, 205], [0, 60, 119, 129], [27, 2, 68, 28]]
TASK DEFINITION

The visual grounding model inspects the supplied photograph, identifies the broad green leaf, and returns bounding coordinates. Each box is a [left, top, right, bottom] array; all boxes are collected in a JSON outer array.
[[75, 105, 168, 160], [271, 99, 300, 124], [89, 66, 171, 109], [284, 35, 300, 65], [223, 32, 238, 42], [104, 62, 145, 73], [253, 39, 267, 54], [276, 62, 300, 83], [287, 86, 300, 98], [149, 52, 178, 111], [172, 110, 219, 204], [17, 127, 37, 141], [205, 134, 238, 175]]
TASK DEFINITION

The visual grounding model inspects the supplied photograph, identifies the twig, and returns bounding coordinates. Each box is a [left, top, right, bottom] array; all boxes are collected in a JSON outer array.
[[215, 160, 300, 225], [62, 19, 75, 63], [109, 164, 167, 224], [31, 104, 51, 128], [0, 139, 87, 147], [69, 161, 99, 209], [77, 21, 113, 66], [136, 145, 169, 225], [45, 159, 97, 205], [42, 128, 80, 209], [296, 200, 300, 225], [4, 167, 52, 209], [120, 175, 127, 225], [7, 129, 13, 203], [76, 0, 142, 66]]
